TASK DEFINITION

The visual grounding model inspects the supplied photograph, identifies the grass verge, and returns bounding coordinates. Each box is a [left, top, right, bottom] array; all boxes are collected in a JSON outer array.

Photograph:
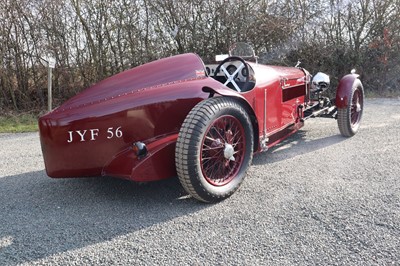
[[0, 93, 398, 134], [0, 113, 38, 133]]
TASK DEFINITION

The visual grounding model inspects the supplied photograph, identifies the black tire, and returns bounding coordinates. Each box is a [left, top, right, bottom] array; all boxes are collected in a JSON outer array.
[[337, 79, 364, 137], [175, 97, 254, 203]]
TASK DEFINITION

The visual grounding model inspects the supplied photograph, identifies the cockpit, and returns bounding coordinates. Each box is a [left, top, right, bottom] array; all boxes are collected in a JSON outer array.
[[205, 43, 257, 92]]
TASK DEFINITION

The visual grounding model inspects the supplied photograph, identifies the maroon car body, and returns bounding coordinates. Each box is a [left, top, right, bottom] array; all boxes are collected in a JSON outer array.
[[39, 45, 364, 202]]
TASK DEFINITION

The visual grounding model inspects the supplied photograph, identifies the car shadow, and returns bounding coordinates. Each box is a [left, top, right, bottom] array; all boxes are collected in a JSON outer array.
[[0, 129, 346, 264], [252, 129, 346, 165], [0, 171, 205, 265]]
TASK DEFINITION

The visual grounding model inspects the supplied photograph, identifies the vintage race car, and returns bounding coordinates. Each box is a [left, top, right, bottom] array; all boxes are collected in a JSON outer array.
[[39, 43, 364, 202]]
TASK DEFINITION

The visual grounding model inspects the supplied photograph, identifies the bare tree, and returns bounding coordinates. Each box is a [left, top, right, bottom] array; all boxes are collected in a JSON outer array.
[[0, 0, 399, 111]]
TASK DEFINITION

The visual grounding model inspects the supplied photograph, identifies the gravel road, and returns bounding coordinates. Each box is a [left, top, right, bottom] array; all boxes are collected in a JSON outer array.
[[0, 98, 399, 265]]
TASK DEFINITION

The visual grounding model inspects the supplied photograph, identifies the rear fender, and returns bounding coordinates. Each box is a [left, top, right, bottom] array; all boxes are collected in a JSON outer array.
[[335, 74, 360, 109], [202, 86, 247, 99]]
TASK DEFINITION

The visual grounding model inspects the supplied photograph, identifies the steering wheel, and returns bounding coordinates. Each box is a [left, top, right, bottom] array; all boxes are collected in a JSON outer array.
[[214, 56, 250, 92]]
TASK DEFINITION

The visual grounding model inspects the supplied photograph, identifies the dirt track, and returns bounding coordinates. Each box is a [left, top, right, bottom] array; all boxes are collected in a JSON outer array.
[[0, 98, 399, 265]]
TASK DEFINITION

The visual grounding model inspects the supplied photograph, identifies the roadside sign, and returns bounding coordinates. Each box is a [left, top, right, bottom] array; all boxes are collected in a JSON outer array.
[[48, 57, 56, 68]]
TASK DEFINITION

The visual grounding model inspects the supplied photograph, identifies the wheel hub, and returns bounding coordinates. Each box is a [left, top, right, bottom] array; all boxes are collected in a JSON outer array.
[[356, 102, 362, 112], [224, 143, 235, 161]]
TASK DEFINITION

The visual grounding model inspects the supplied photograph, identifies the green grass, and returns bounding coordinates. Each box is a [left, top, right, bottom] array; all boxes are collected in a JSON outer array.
[[0, 113, 38, 133]]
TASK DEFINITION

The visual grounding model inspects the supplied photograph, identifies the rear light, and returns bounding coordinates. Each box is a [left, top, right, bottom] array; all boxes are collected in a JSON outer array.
[[132, 142, 147, 159]]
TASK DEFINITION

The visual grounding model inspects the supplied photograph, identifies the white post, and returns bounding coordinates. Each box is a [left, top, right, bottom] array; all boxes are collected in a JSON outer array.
[[47, 67, 52, 112], [47, 58, 56, 112]]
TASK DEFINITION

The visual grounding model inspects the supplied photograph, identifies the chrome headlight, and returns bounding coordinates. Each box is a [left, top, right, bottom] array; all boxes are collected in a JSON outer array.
[[311, 72, 330, 93]]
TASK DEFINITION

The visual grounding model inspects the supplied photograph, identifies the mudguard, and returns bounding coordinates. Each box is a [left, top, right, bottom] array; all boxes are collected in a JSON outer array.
[[202, 86, 255, 117], [335, 74, 360, 109]]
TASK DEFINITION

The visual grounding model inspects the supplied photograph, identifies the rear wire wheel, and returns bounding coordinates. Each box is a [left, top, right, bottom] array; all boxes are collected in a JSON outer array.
[[337, 79, 364, 137], [175, 97, 254, 203]]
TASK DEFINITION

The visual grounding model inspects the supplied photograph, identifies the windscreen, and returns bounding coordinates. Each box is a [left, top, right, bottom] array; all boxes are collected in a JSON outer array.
[[229, 42, 255, 58]]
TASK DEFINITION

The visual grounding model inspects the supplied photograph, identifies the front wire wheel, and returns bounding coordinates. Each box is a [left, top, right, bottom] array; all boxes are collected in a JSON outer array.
[[175, 97, 254, 203], [337, 79, 364, 137]]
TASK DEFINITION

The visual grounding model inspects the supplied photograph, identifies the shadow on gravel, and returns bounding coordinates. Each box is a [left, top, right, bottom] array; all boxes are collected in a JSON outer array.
[[253, 130, 346, 165], [0, 172, 205, 265], [0, 129, 347, 264]]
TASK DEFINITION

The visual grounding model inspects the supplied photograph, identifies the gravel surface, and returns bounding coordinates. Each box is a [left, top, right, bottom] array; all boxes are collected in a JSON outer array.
[[0, 98, 399, 265]]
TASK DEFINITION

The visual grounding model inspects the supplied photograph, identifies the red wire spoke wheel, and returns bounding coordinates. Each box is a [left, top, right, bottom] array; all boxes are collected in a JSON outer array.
[[200, 115, 246, 186], [176, 97, 254, 203], [338, 79, 364, 137], [350, 88, 363, 126]]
